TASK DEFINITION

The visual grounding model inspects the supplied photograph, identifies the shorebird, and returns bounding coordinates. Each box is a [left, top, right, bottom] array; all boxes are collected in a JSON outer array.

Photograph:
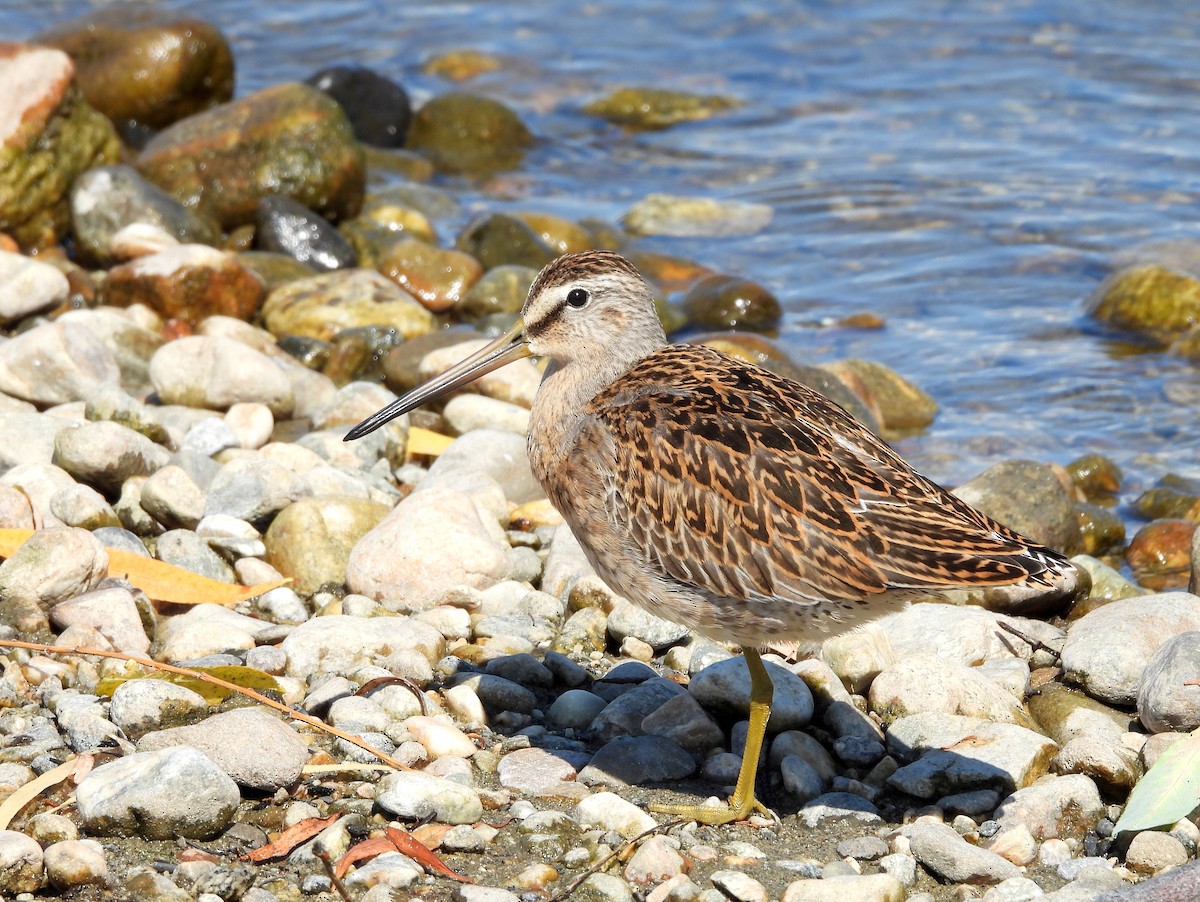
[[345, 250, 1086, 825]]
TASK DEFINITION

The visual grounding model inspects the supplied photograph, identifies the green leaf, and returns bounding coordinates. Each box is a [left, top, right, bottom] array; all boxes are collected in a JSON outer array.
[[94, 666, 282, 706], [1115, 728, 1200, 835]]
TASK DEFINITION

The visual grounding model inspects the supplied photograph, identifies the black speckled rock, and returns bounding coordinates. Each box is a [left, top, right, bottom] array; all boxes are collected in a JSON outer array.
[[256, 196, 357, 272], [307, 65, 411, 148]]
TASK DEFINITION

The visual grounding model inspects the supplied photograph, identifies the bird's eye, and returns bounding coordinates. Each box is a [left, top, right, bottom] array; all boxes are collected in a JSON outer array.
[[566, 288, 590, 308]]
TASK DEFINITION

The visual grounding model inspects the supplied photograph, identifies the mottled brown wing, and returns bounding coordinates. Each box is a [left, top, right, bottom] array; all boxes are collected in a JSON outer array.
[[584, 345, 1058, 605]]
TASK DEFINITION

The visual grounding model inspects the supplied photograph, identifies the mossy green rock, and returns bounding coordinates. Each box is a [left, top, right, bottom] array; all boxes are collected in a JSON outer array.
[[456, 213, 557, 271], [1074, 502, 1125, 557], [38, 12, 234, 129], [822, 358, 938, 436], [457, 265, 538, 321], [1088, 264, 1200, 341], [584, 86, 738, 130], [1065, 453, 1122, 501], [265, 496, 391, 595], [262, 269, 434, 342], [680, 273, 781, 333], [137, 82, 365, 230], [407, 91, 532, 175], [0, 45, 121, 249], [1029, 682, 1134, 746]]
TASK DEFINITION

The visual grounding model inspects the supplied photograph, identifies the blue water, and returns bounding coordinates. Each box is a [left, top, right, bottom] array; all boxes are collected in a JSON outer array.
[[8, 0, 1200, 503]]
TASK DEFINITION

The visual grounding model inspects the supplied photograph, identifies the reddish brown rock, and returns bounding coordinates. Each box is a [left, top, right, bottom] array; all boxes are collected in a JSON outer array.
[[379, 238, 483, 313], [1127, 518, 1196, 591]]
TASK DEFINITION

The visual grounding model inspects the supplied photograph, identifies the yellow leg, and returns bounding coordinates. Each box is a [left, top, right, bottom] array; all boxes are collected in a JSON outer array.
[[651, 647, 776, 826]]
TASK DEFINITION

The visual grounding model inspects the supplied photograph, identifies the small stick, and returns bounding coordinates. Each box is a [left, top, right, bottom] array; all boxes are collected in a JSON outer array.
[[316, 848, 354, 902], [549, 819, 683, 902], [995, 620, 1061, 661]]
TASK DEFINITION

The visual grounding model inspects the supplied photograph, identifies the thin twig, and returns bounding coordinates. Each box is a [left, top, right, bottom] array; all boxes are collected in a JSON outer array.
[[0, 639, 412, 772], [995, 620, 1061, 662], [317, 848, 354, 902], [549, 819, 684, 902]]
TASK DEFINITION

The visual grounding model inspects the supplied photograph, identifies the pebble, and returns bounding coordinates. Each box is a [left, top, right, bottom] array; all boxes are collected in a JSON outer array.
[[878, 852, 918, 886], [623, 194, 773, 238], [579, 734, 695, 787], [406, 715, 479, 758], [0, 321, 120, 406], [49, 585, 150, 654], [27, 813, 79, 844], [641, 691, 725, 753], [902, 821, 1022, 884], [75, 747, 240, 839], [256, 195, 357, 271], [0, 525, 107, 612], [1137, 631, 1200, 732], [984, 824, 1039, 867], [376, 771, 483, 824], [980, 877, 1045, 901], [1125, 830, 1189, 875], [150, 335, 294, 416], [342, 851, 422, 891], [797, 792, 883, 828], [709, 870, 768, 902], [591, 676, 688, 741], [0, 829, 45, 893], [689, 656, 814, 731], [870, 655, 1031, 725], [107, 679, 209, 737], [279, 614, 443, 678], [571, 791, 658, 839], [43, 839, 108, 889], [994, 774, 1104, 842], [624, 835, 687, 885], [1051, 736, 1140, 794], [0, 250, 69, 322], [780, 874, 905, 902], [781, 754, 826, 804]]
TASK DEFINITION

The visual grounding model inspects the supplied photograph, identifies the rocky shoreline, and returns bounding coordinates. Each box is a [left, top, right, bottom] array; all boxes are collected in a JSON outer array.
[[1, 10, 1200, 902]]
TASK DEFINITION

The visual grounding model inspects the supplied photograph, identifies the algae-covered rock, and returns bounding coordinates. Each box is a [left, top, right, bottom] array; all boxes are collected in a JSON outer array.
[[1088, 264, 1200, 342], [406, 92, 532, 176], [262, 269, 435, 342], [584, 86, 738, 129]]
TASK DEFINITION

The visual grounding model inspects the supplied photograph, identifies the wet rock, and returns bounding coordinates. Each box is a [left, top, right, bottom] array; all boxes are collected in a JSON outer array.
[[1133, 476, 1200, 521], [680, 273, 781, 332], [1061, 592, 1200, 706], [39, 12, 232, 129], [255, 195, 357, 272], [510, 212, 592, 257], [70, 165, 220, 266], [623, 194, 772, 238], [1127, 519, 1195, 591], [263, 268, 434, 342], [584, 86, 737, 129], [822, 359, 939, 435], [1137, 631, 1200, 733], [993, 773, 1103, 842], [264, 496, 390, 595], [456, 213, 558, 271], [578, 734, 695, 787], [0, 321, 120, 405], [1070, 554, 1143, 604], [689, 656, 814, 731], [0, 45, 120, 249], [347, 486, 510, 609], [76, 746, 239, 839], [953, 459, 1079, 559], [902, 821, 1021, 884], [1125, 830, 1189, 876], [458, 264, 538, 320], [407, 92, 533, 175], [280, 614, 443, 679], [886, 712, 1057, 798], [150, 335, 294, 416], [108, 679, 208, 738], [0, 250, 69, 322], [869, 655, 1032, 726], [0, 526, 107, 612], [137, 82, 364, 229], [50, 586, 150, 655], [138, 708, 308, 791], [308, 65, 411, 147], [53, 420, 169, 495], [1051, 736, 1140, 795], [380, 237, 483, 313], [101, 244, 265, 327], [377, 771, 483, 824], [0, 830, 44, 893], [1088, 264, 1200, 342], [1028, 683, 1132, 747]]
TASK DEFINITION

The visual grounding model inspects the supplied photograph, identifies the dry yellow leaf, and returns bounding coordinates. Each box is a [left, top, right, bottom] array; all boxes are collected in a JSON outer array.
[[406, 426, 455, 458]]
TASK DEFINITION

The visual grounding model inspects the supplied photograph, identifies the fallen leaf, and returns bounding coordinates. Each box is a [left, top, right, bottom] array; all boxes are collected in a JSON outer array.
[[242, 815, 341, 862], [178, 847, 220, 863], [0, 528, 289, 606], [387, 825, 474, 883], [412, 823, 452, 849], [334, 837, 395, 879], [406, 426, 454, 458], [95, 665, 283, 705], [0, 757, 76, 830]]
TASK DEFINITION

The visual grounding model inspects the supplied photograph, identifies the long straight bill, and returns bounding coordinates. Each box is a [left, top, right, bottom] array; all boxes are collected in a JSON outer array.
[[343, 319, 531, 441]]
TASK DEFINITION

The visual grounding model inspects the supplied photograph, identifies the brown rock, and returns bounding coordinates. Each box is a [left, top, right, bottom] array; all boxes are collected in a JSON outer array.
[[262, 268, 435, 342], [379, 238, 483, 313], [1088, 264, 1200, 342], [1127, 519, 1196, 591], [823, 358, 938, 436], [264, 496, 391, 595]]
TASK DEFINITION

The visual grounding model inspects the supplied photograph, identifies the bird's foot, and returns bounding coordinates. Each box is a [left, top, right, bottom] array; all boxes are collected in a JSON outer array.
[[650, 794, 778, 827]]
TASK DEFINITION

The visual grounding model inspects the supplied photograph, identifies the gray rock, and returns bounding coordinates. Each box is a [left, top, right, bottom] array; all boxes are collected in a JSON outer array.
[[75, 747, 239, 839], [150, 336, 294, 416], [1125, 830, 1189, 876], [342, 851, 422, 891], [50, 483, 120, 530], [138, 708, 309, 791], [376, 771, 483, 824], [108, 679, 208, 738], [547, 689, 608, 731], [1137, 631, 1200, 733], [155, 529, 235, 582], [140, 465, 207, 530], [204, 457, 307, 525], [484, 653, 553, 688], [869, 655, 1031, 726], [878, 603, 1060, 666], [447, 673, 536, 715], [1051, 736, 1140, 794], [425, 429, 541, 504], [0, 526, 107, 611], [780, 755, 826, 804], [153, 604, 267, 662], [641, 692, 725, 753], [878, 853, 918, 887], [797, 792, 882, 828], [902, 821, 1021, 884], [280, 614, 443, 679], [497, 747, 580, 794], [993, 774, 1104, 842], [886, 712, 1057, 798], [0, 250, 67, 322], [52, 419, 169, 494], [590, 677, 688, 742], [578, 734, 696, 787], [607, 598, 691, 650], [791, 658, 883, 741], [1062, 592, 1200, 705], [769, 731, 838, 784], [0, 412, 62, 470], [49, 586, 150, 655], [0, 321, 120, 405], [953, 459, 1079, 563], [689, 656, 813, 731]]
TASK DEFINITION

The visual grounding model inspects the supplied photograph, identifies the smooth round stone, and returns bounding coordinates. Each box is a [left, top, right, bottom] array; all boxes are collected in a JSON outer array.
[[155, 529, 235, 582], [376, 771, 483, 825], [25, 813, 77, 845], [49, 586, 149, 655], [0, 250, 68, 322], [994, 774, 1103, 842], [484, 652, 553, 687], [1125, 830, 1189, 875], [256, 195, 356, 272], [823, 358, 939, 435], [1062, 592, 1200, 706], [138, 708, 308, 792], [607, 598, 691, 651], [584, 85, 736, 128], [499, 746, 580, 794], [203, 457, 305, 525], [150, 335, 294, 416], [0, 321, 120, 405], [571, 791, 657, 839], [680, 273, 782, 333], [264, 495, 391, 595], [623, 194, 772, 238], [138, 465, 206, 530], [49, 483, 120, 530], [341, 852, 422, 891], [262, 268, 434, 342], [546, 689, 608, 732], [797, 792, 883, 828], [307, 65, 411, 147], [982, 824, 1038, 868], [458, 264, 538, 321], [327, 695, 390, 733], [407, 92, 532, 175], [1088, 263, 1200, 341], [1127, 519, 1195, 590], [953, 460, 1080, 562], [418, 340, 541, 408], [223, 402, 274, 450], [379, 237, 482, 313], [426, 429, 542, 505], [836, 836, 890, 862], [623, 835, 686, 886], [877, 604, 1058, 667], [0, 829, 44, 894], [781, 755, 826, 804], [456, 212, 556, 270], [869, 656, 1031, 727], [0, 413, 61, 473], [689, 656, 814, 732], [447, 673, 536, 716], [1051, 736, 1140, 794], [0, 526, 107, 612], [442, 393, 530, 437], [589, 677, 688, 743], [52, 419, 169, 495], [70, 165, 220, 265], [76, 747, 239, 839], [578, 734, 695, 787], [108, 679, 208, 738], [640, 692, 724, 754], [902, 821, 1020, 884], [1138, 631, 1200, 733], [769, 731, 838, 784], [43, 839, 107, 889], [154, 604, 268, 662], [279, 614, 444, 679], [404, 715, 477, 759]]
